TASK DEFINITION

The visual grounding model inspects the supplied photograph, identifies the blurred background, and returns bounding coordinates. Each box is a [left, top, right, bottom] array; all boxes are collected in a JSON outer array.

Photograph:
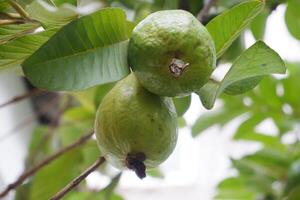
[[0, 0, 300, 200]]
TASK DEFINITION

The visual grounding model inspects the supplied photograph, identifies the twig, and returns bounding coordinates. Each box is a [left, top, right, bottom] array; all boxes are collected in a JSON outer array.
[[8, 0, 30, 19], [197, 0, 217, 22], [0, 88, 45, 109], [50, 157, 106, 200], [0, 131, 94, 198]]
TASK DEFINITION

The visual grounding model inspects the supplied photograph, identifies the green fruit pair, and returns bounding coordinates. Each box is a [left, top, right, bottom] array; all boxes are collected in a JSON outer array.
[[95, 10, 216, 178]]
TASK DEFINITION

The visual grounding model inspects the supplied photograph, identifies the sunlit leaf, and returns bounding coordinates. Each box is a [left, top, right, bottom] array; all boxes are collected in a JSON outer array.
[[23, 8, 132, 91], [0, 29, 56, 71], [197, 41, 286, 109], [0, 22, 40, 44], [26, 0, 78, 28], [206, 0, 264, 57]]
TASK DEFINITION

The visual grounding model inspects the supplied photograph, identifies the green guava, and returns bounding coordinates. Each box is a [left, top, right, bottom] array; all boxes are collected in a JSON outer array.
[[95, 73, 178, 178], [128, 10, 216, 97]]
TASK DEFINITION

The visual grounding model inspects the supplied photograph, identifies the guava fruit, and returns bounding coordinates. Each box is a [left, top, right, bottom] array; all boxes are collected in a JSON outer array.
[[128, 10, 216, 97], [95, 73, 178, 178]]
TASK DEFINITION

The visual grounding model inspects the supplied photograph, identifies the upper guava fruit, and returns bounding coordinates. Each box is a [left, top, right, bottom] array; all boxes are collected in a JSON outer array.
[[128, 10, 216, 97], [95, 73, 178, 178]]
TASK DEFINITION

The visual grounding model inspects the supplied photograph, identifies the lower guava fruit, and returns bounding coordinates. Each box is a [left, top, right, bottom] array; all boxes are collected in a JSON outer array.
[[95, 73, 178, 178], [128, 9, 216, 97]]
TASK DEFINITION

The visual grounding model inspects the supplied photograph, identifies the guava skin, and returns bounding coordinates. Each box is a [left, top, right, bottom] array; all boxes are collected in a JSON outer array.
[[95, 73, 178, 177], [128, 10, 216, 97]]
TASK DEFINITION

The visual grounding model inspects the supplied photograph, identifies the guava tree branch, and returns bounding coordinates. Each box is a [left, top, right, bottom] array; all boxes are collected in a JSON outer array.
[[197, 0, 217, 22], [0, 88, 44, 109], [0, 131, 94, 198], [50, 156, 106, 200]]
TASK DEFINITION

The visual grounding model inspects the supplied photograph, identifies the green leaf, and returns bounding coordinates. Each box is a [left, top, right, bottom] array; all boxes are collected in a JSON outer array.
[[250, 8, 269, 40], [192, 107, 245, 136], [54, 0, 77, 6], [233, 114, 266, 139], [23, 8, 131, 91], [65, 192, 123, 200], [233, 148, 290, 179], [80, 140, 100, 168], [285, 159, 300, 195], [15, 183, 31, 200], [0, 22, 40, 44], [94, 82, 115, 108], [29, 150, 82, 200], [26, 0, 78, 29], [147, 168, 164, 178], [71, 87, 99, 111], [285, 0, 300, 40], [0, 29, 56, 72], [173, 95, 191, 117], [0, 1, 9, 11], [197, 41, 286, 109], [220, 36, 245, 63], [63, 106, 95, 123], [286, 185, 300, 200], [206, 0, 264, 57], [177, 117, 186, 128], [58, 123, 93, 146], [101, 173, 122, 199], [237, 132, 285, 150], [66, 173, 123, 200]]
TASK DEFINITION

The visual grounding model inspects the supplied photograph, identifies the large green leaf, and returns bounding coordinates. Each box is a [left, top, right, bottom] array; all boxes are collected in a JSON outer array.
[[285, 0, 300, 40], [206, 0, 264, 57], [26, 0, 78, 28], [0, 29, 56, 71], [23, 8, 132, 91], [197, 41, 286, 109]]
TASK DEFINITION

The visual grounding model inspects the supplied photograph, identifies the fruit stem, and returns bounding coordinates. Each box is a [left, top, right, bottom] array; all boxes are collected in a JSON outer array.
[[126, 152, 146, 179], [169, 58, 189, 78]]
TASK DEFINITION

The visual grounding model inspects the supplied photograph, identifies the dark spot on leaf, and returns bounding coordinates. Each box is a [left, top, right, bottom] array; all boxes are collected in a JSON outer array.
[[261, 63, 267, 67]]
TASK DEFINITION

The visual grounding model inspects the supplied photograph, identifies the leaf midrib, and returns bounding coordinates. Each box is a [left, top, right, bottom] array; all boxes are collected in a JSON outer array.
[[23, 39, 129, 67]]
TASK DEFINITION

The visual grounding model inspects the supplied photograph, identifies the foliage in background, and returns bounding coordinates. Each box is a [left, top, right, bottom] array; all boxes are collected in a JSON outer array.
[[0, 0, 299, 199]]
